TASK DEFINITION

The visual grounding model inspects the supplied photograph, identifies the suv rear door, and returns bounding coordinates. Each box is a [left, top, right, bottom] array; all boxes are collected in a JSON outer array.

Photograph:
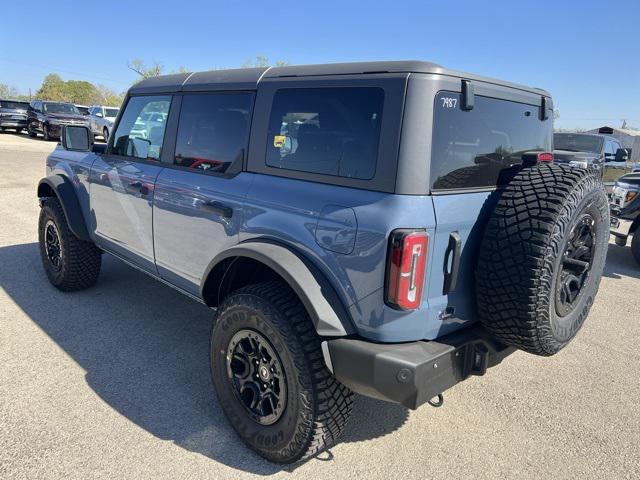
[[152, 92, 255, 295], [89, 95, 171, 271], [427, 87, 552, 332]]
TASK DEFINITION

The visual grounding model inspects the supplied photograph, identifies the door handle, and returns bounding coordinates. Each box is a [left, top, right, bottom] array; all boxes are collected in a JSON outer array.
[[199, 200, 233, 218], [443, 231, 462, 295]]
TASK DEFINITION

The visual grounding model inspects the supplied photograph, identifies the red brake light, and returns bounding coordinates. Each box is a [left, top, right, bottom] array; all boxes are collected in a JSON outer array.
[[386, 230, 428, 310], [537, 152, 553, 162]]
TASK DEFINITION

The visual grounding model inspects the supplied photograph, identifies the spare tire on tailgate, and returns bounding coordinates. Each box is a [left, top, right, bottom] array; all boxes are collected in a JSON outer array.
[[476, 164, 609, 356]]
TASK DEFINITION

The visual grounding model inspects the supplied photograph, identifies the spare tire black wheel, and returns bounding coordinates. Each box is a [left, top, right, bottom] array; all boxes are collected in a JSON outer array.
[[476, 164, 609, 356]]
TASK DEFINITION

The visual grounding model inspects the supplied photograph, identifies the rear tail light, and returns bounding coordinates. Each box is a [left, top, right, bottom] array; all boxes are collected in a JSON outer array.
[[537, 152, 554, 162], [385, 229, 428, 310]]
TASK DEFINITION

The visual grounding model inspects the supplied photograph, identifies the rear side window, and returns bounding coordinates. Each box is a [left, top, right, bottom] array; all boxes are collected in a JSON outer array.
[[266, 87, 384, 179], [174, 93, 252, 174], [111, 96, 170, 161], [431, 92, 552, 191]]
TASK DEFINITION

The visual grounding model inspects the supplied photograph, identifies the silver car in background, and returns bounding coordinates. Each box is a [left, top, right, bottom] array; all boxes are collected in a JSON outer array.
[[88, 105, 120, 142]]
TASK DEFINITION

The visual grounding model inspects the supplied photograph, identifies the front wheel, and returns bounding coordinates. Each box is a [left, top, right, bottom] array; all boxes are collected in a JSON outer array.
[[27, 123, 37, 137], [38, 198, 102, 291], [103, 127, 109, 143], [15, 127, 23, 134], [210, 281, 353, 463], [42, 123, 51, 141]]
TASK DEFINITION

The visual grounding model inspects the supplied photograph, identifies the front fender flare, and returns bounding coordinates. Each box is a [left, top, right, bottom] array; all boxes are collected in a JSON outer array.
[[37, 175, 91, 241], [201, 242, 355, 337]]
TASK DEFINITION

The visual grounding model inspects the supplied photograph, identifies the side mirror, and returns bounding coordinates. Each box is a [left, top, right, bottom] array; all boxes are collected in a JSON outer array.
[[61, 125, 93, 152], [615, 148, 629, 162]]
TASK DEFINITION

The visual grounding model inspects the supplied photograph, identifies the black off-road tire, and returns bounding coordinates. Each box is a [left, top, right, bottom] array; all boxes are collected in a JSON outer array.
[[103, 127, 109, 143], [42, 123, 51, 141], [210, 281, 353, 463], [631, 233, 640, 265], [38, 197, 101, 291], [27, 123, 37, 137], [476, 164, 609, 356], [614, 235, 627, 247]]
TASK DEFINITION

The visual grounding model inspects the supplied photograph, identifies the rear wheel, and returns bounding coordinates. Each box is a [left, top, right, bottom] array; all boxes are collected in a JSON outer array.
[[38, 197, 102, 291], [632, 233, 640, 265], [477, 164, 609, 356], [210, 281, 353, 463]]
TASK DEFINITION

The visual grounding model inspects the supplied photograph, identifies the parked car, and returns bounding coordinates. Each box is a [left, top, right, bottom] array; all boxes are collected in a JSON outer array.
[[610, 172, 640, 263], [87, 105, 120, 143], [553, 132, 629, 176], [36, 61, 609, 463], [27, 101, 89, 141], [75, 105, 90, 115], [129, 111, 166, 140], [0, 99, 29, 133]]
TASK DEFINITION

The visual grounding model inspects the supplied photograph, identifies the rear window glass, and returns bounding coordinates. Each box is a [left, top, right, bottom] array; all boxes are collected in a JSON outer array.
[[431, 92, 552, 190], [266, 87, 384, 180], [0, 100, 29, 110]]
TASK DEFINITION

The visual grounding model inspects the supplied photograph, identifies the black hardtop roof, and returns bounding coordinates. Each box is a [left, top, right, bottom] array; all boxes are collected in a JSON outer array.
[[128, 60, 550, 96]]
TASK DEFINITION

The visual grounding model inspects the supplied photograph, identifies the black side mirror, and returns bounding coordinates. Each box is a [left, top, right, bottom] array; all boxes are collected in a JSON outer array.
[[61, 125, 93, 152], [615, 148, 629, 162]]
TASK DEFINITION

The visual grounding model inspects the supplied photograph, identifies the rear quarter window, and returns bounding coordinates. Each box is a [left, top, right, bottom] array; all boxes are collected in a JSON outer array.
[[265, 87, 384, 180], [431, 91, 552, 191]]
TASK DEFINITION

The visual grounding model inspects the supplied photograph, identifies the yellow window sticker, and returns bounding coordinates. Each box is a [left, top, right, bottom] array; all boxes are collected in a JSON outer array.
[[273, 135, 286, 148]]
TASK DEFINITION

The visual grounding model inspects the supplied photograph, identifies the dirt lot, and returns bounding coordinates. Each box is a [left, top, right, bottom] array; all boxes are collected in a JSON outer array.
[[1, 132, 638, 480]]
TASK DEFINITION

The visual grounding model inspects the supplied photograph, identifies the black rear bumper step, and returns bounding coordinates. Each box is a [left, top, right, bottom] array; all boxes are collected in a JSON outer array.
[[325, 325, 515, 410]]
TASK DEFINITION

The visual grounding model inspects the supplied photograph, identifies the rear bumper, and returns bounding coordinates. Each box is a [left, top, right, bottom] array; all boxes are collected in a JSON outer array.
[[325, 325, 515, 409]]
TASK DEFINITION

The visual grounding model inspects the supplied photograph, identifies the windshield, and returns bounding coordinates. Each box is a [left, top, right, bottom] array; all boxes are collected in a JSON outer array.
[[43, 103, 80, 115], [554, 133, 603, 153], [0, 100, 29, 110], [105, 108, 119, 118]]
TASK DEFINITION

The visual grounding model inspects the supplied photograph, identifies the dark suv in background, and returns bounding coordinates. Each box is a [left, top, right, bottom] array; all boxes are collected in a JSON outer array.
[[27, 100, 90, 141], [0, 99, 30, 133]]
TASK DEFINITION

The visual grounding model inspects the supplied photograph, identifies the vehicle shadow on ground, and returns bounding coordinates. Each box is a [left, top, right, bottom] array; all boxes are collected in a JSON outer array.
[[603, 240, 640, 280], [0, 242, 408, 474]]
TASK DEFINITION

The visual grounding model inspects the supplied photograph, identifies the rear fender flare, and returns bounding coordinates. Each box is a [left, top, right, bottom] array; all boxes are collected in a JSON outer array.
[[201, 241, 355, 337]]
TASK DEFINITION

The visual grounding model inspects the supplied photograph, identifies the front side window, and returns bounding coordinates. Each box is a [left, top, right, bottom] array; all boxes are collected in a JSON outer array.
[[431, 92, 552, 190], [265, 87, 384, 179], [111, 96, 171, 161], [174, 93, 252, 174], [105, 108, 119, 118]]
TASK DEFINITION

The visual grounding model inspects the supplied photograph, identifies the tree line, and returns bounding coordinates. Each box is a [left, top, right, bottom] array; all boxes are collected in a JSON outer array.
[[1, 56, 289, 106]]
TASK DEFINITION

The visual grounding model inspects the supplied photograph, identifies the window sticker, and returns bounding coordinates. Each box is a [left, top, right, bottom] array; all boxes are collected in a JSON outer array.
[[273, 135, 286, 148]]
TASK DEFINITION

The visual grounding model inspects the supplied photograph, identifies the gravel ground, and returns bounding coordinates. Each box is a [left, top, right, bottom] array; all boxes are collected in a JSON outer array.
[[1, 132, 638, 480]]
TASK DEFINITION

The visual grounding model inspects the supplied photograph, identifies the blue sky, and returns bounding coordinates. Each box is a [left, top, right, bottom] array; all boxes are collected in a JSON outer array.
[[2, 0, 639, 129]]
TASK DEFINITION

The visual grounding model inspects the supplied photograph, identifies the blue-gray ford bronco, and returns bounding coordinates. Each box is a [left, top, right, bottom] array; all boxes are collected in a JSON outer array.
[[37, 61, 609, 463]]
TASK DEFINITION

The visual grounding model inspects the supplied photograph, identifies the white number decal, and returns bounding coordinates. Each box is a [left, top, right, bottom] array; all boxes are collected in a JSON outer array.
[[441, 97, 458, 108]]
